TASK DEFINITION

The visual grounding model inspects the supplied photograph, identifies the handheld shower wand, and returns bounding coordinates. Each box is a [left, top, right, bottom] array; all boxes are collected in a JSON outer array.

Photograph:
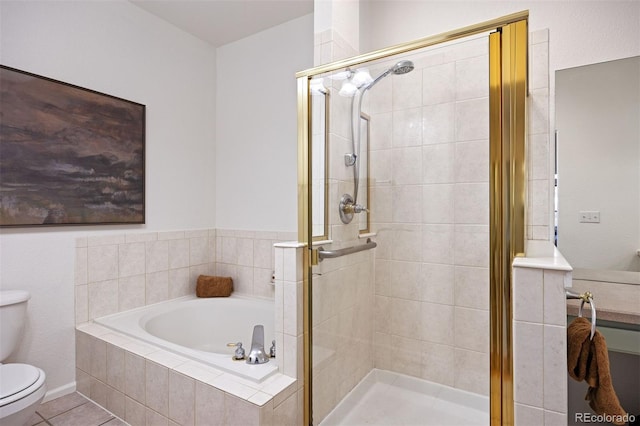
[[340, 60, 415, 224]]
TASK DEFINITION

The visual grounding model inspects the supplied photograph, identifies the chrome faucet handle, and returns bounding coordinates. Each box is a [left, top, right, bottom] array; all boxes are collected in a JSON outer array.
[[352, 204, 368, 213], [227, 342, 245, 360], [269, 340, 276, 358]]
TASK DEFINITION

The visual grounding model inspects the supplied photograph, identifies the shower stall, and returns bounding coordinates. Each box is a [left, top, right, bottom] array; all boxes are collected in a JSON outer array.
[[297, 12, 528, 426]]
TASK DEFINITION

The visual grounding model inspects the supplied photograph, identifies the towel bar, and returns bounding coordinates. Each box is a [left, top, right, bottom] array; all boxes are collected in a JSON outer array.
[[316, 238, 377, 262], [566, 290, 597, 340]]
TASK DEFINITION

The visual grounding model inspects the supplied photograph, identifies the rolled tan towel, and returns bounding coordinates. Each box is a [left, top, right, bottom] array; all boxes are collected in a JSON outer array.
[[196, 275, 233, 297]]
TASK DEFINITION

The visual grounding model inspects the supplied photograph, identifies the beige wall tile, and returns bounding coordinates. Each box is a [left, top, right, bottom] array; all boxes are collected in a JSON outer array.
[[106, 343, 125, 392], [543, 325, 567, 413], [168, 371, 195, 425], [454, 348, 489, 396], [423, 62, 455, 106], [146, 271, 169, 305], [455, 98, 489, 142], [422, 224, 453, 264], [454, 183, 489, 224], [543, 270, 567, 326], [224, 394, 260, 425], [106, 387, 125, 420], [146, 408, 169, 426], [423, 103, 455, 147], [75, 284, 88, 324], [88, 245, 118, 282], [514, 321, 543, 407], [75, 247, 88, 285], [422, 184, 454, 224], [118, 242, 145, 278], [421, 302, 454, 345], [125, 352, 146, 404], [515, 403, 544, 426], [454, 307, 489, 353], [146, 240, 169, 273], [454, 266, 489, 310], [88, 279, 118, 320], [423, 143, 455, 183], [455, 55, 489, 101], [421, 263, 454, 304], [125, 396, 146, 426], [168, 239, 190, 269], [76, 331, 91, 373], [118, 275, 145, 312], [273, 391, 297, 426], [513, 267, 544, 323], [454, 140, 489, 183], [421, 341, 454, 386], [146, 361, 169, 416], [190, 236, 209, 266], [453, 225, 489, 267], [195, 381, 225, 426]]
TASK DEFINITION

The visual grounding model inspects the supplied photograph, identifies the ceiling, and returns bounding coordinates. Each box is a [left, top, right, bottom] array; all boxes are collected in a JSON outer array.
[[130, 0, 314, 47]]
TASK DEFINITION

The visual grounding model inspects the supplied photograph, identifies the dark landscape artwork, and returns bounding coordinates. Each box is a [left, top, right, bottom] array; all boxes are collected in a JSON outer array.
[[0, 66, 145, 226]]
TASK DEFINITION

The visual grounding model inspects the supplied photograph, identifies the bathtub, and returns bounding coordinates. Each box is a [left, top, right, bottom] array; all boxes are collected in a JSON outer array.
[[94, 294, 278, 383]]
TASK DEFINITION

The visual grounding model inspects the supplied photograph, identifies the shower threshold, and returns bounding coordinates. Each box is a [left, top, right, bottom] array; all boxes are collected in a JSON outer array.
[[319, 369, 489, 426]]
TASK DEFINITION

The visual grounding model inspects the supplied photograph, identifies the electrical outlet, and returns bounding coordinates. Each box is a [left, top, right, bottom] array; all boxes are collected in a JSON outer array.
[[579, 211, 600, 223]]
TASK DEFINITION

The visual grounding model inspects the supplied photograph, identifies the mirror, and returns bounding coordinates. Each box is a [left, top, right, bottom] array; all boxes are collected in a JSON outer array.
[[555, 56, 640, 278]]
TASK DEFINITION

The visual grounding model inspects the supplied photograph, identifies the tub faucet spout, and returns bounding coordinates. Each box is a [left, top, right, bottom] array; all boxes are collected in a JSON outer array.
[[247, 325, 269, 364]]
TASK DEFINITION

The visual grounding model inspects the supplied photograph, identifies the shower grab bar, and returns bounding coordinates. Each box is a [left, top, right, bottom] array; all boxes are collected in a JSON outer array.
[[317, 238, 377, 262], [566, 290, 597, 340]]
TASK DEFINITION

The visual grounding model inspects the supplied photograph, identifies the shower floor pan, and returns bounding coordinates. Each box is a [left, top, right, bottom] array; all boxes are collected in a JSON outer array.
[[320, 369, 489, 425]]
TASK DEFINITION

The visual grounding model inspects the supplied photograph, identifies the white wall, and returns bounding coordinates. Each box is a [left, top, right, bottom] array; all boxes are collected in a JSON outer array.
[[0, 0, 216, 398], [363, 1, 639, 73], [215, 14, 314, 232]]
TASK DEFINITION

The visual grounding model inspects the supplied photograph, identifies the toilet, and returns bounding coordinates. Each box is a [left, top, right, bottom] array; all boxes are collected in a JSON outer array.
[[0, 290, 47, 426]]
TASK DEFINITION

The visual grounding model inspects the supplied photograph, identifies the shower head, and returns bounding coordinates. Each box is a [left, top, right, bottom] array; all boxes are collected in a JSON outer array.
[[366, 60, 415, 90], [392, 60, 415, 75]]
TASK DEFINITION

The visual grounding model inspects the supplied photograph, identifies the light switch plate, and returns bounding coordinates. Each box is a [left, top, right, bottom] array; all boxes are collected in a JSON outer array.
[[579, 211, 600, 223]]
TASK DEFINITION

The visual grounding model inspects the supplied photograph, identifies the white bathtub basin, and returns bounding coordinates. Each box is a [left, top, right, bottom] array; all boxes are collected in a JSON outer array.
[[95, 294, 277, 382]]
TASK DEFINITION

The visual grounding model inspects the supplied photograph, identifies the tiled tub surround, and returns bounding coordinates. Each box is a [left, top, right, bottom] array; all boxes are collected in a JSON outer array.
[[75, 229, 303, 425], [75, 229, 296, 324], [76, 324, 300, 426]]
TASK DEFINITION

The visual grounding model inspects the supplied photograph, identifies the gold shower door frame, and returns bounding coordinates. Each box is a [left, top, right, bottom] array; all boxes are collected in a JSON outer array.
[[296, 12, 528, 426]]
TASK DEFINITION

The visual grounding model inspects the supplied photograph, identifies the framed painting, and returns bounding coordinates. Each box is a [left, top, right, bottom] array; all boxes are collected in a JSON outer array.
[[0, 65, 145, 227]]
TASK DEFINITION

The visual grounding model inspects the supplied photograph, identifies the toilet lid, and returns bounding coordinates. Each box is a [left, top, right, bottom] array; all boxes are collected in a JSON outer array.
[[0, 364, 40, 401]]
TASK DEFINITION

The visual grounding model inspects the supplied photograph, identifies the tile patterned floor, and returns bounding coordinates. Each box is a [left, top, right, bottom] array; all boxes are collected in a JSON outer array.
[[29, 392, 126, 426]]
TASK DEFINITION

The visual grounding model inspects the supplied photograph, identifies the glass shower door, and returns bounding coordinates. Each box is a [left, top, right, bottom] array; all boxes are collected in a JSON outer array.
[[300, 15, 528, 426]]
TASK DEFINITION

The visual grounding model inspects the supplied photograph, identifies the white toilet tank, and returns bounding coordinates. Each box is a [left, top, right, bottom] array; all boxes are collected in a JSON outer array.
[[0, 290, 30, 362]]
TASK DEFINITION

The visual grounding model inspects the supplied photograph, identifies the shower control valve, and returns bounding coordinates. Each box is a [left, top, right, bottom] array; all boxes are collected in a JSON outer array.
[[339, 193, 368, 224], [344, 153, 357, 166]]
